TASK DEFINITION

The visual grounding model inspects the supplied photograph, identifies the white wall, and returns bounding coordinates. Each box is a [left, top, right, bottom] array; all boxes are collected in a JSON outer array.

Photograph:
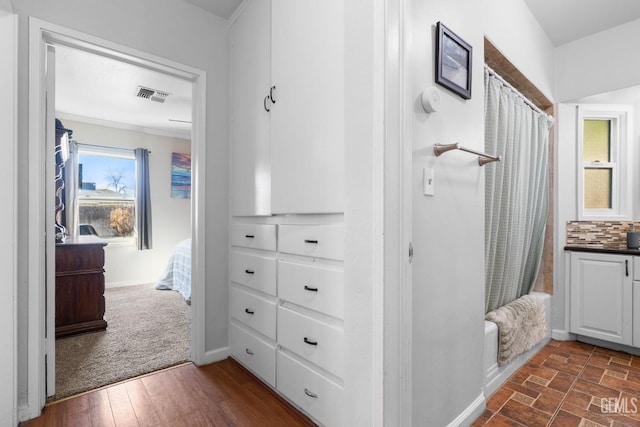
[[61, 120, 191, 287], [0, 9, 17, 427], [410, 1, 486, 424], [553, 21, 640, 335], [484, 0, 555, 102], [556, 19, 640, 102], [13, 0, 229, 415]]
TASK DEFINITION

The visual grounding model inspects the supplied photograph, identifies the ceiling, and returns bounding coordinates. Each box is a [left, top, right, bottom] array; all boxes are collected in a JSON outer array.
[[523, 0, 640, 46], [55, 1, 640, 139]]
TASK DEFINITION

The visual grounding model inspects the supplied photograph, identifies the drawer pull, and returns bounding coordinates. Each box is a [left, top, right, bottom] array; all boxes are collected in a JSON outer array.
[[245, 269, 255, 275], [304, 388, 318, 399], [304, 285, 319, 292], [245, 348, 254, 355], [303, 337, 318, 346], [244, 308, 255, 315], [245, 234, 255, 239], [304, 239, 319, 244]]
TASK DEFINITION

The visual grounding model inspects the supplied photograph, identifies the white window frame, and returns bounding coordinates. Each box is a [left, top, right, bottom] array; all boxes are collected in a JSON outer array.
[[577, 104, 633, 220], [77, 144, 137, 244]]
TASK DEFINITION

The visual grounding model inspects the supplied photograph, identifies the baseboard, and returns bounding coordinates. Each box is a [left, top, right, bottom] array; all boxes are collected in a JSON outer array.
[[197, 346, 230, 366], [446, 392, 485, 427], [18, 404, 40, 423], [551, 329, 575, 341]]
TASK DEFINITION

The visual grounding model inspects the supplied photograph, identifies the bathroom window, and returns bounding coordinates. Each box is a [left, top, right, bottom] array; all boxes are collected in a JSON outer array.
[[577, 105, 632, 220]]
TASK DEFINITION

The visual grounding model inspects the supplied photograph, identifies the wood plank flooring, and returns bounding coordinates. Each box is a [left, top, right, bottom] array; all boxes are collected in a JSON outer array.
[[21, 358, 316, 427]]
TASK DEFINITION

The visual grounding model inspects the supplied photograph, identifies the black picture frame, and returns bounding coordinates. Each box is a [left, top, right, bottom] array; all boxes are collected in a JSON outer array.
[[435, 22, 472, 99]]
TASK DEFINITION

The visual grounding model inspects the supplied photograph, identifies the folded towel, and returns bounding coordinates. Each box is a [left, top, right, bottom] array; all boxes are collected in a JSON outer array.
[[485, 295, 549, 365]]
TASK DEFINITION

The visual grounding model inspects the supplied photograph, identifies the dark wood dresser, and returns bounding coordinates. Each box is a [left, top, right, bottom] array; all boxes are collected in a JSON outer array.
[[55, 235, 108, 338]]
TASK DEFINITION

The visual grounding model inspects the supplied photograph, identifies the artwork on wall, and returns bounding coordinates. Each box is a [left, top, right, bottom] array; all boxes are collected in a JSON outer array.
[[171, 152, 191, 198], [435, 21, 473, 99]]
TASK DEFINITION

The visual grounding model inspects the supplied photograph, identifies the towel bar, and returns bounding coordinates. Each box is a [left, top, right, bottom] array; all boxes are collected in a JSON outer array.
[[434, 143, 501, 166]]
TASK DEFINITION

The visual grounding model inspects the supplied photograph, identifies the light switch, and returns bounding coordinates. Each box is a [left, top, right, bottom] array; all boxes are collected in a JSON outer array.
[[423, 167, 434, 196]]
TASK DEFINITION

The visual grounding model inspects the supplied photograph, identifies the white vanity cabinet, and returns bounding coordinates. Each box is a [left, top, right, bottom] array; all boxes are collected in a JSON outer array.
[[230, 0, 345, 216], [569, 251, 633, 345]]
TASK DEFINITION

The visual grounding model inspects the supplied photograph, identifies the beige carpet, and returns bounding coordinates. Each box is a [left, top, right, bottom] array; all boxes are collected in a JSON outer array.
[[52, 283, 190, 401]]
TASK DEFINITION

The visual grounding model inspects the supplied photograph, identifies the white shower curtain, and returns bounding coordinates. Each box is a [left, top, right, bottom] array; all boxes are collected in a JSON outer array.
[[484, 69, 553, 313]]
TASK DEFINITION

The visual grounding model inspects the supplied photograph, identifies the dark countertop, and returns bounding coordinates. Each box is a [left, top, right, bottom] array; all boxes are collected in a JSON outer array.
[[56, 235, 107, 247], [564, 244, 640, 255]]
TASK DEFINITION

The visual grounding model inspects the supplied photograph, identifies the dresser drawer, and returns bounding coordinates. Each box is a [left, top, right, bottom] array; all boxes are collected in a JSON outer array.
[[230, 323, 276, 387], [277, 350, 343, 426], [278, 224, 344, 261], [230, 252, 277, 296], [277, 306, 344, 378], [278, 260, 344, 319], [230, 223, 277, 251], [230, 287, 277, 340]]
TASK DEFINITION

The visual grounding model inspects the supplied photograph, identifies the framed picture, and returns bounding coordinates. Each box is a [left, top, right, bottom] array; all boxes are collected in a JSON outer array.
[[435, 22, 472, 99], [171, 152, 191, 198]]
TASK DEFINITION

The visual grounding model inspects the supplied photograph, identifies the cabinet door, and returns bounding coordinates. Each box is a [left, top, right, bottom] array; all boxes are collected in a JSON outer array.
[[230, 0, 271, 216], [270, 0, 344, 214], [570, 252, 632, 345]]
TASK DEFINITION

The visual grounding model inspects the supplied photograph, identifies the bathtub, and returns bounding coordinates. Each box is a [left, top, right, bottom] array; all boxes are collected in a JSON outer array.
[[483, 292, 552, 397]]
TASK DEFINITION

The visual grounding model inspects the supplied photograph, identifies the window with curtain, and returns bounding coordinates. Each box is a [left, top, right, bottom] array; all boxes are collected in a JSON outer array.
[[77, 146, 136, 240]]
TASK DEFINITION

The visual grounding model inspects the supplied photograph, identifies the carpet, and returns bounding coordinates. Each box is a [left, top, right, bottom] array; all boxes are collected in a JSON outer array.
[[52, 283, 190, 401]]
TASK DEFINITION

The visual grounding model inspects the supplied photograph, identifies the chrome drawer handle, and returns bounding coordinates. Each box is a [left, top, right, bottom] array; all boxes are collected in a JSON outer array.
[[304, 388, 318, 399], [303, 337, 318, 346], [245, 348, 254, 355], [245, 269, 255, 274], [245, 308, 255, 315], [304, 285, 318, 292], [304, 239, 319, 244]]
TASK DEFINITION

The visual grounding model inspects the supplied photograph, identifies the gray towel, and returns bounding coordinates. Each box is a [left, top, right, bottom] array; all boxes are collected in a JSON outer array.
[[485, 295, 549, 365]]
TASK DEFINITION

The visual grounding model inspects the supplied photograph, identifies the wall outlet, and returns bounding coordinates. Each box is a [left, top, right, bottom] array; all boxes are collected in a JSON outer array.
[[423, 167, 434, 196]]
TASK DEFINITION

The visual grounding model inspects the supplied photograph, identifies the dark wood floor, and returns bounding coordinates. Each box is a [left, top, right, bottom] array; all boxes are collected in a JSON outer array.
[[21, 358, 315, 427]]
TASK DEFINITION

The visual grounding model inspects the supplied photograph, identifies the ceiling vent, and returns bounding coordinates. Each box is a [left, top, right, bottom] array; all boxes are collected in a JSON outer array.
[[136, 86, 170, 103]]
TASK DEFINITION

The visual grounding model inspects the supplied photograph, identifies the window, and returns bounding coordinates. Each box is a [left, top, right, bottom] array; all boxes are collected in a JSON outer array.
[[78, 146, 136, 240], [577, 105, 632, 220]]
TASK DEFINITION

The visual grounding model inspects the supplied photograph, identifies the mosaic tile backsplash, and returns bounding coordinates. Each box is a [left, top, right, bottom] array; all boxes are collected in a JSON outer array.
[[566, 221, 640, 246]]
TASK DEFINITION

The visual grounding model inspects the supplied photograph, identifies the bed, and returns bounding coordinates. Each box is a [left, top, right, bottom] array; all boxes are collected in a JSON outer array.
[[155, 238, 192, 303]]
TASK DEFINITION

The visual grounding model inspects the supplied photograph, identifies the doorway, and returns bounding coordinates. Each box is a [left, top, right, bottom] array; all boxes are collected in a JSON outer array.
[[28, 19, 207, 409]]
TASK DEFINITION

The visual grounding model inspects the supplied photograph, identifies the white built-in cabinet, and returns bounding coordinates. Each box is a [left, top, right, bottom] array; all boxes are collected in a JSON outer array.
[[230, 1, 346, 425], [230, 0, 344, 216], [569, 252, 633, 345]]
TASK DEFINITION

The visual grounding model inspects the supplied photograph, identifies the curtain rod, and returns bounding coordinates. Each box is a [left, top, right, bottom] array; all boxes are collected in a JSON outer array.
[[75, 141, 151, 154], [484, 64, 548, 117]]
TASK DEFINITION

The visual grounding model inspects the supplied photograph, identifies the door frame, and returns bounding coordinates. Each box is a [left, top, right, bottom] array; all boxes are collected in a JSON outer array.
[[27, 17, 207, 415]]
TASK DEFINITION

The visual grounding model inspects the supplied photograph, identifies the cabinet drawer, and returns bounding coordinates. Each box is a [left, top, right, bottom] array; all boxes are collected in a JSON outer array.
[[278, 260, 344, 319], [230, 252, 277, 296], [231, 224, 277, 251], [277, 350, 343, 426], [230, 323, 276, 387], [230, 287, 276, 340], [277, 306, 344, 378], [278, 224, 344, 260]]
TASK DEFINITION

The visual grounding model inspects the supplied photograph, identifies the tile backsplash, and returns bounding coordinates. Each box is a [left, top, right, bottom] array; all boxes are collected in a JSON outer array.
[[566, 221, 640, 246]]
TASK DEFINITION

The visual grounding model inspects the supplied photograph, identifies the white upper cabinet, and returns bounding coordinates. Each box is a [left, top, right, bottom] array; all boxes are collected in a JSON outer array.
[[270, 0, 345, 214], [230, 0, 345, 216], [230, 0, 272, 216]]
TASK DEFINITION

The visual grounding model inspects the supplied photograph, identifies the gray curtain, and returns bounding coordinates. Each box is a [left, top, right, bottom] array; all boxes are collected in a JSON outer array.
[[484, 69, 553, 313], [135, 148, 153, 250]]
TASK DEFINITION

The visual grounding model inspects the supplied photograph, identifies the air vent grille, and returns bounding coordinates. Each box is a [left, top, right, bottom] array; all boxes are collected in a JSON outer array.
[[136, 86, 170, 103]]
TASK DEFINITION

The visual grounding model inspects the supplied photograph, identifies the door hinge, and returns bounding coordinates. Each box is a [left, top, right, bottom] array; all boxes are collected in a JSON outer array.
[[408, 242, 414, 263]]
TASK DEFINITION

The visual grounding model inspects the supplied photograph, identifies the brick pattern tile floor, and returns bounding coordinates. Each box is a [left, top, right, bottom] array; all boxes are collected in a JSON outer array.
[[472, 340, 640, 427]]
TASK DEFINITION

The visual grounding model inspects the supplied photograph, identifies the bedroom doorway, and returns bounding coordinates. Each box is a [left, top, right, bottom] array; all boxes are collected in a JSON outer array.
[[28, 19, 207, 408]]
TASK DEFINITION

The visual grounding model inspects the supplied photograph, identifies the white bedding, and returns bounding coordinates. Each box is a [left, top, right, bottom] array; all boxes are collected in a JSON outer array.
[[155, 238, 191, 303]]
